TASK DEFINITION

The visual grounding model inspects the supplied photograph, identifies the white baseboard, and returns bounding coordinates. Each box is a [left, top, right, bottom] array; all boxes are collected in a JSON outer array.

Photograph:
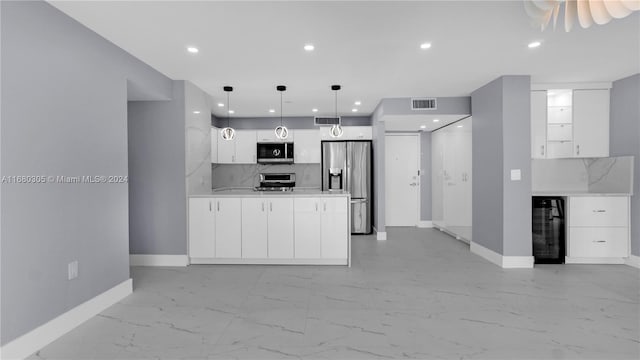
[[376, 231, 387, 241], [417, 221, 433, 228], [0, 279, 132, 360], [625, 254, 640, 269], [470, 241, 534, 269], [130, 254, 189, 267], [565, 257, 626, 265]]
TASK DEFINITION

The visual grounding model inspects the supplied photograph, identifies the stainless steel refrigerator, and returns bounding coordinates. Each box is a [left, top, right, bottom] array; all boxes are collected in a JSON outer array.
[[321, 141, 372, 234]]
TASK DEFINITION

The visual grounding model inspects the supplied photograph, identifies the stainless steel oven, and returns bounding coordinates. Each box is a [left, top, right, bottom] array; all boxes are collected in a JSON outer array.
[[257, 142, 294, 163]]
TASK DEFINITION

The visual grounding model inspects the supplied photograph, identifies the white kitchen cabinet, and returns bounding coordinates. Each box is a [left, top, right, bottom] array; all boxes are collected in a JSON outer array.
[[188, 198, 215, 258], [530, 91, 547, 159], [566, 196, 629, 263], [294, 198, 322, 258], [257, 129, 294, 142], [241, 198, 268, 258], [294, 130, 321, 163], [216, 130, 256, 164], [321, 197, 349, 259], [320, 126, 372, 140], [572, 89, 610, 158], [530, 87, 610, 159], [214, 198, 242, 258], [568, 227, 629, 258], [211, 127, 219, 163], [234, 130, 257, 163], [267, 198, 295, 258]]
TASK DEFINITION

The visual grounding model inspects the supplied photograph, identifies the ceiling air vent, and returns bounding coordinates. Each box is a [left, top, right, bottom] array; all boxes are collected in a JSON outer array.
[[314, 116, 341, 126], [411, 98, 437, 110]]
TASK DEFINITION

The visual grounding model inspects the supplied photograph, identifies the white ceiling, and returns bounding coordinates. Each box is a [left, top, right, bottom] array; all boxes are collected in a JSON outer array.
[[383, 114, 468, 132], [49, 1, 639, 118]]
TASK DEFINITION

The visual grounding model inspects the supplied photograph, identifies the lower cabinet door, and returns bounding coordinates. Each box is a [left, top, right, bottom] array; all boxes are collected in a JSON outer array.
[[241, 198, 268, 258], [568, 227, 628, 258], [267, 198, 294, 258], [294, 198, 321, 258], [215, 198, 242, 258], [188, 198, 215, 258], [321, 197, 348, 259]]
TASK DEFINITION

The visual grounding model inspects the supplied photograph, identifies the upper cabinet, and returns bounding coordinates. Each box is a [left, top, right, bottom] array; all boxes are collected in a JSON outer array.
[[320, 126, 372, 140], [257, 129, 295, 142], [294, 130, 321, 163], [216, 129, 257, 164], [530, 87, 610, 159]]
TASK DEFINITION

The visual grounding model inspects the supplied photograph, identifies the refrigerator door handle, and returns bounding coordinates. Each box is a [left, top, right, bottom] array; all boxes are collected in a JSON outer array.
[[350, 198, 368, 204]]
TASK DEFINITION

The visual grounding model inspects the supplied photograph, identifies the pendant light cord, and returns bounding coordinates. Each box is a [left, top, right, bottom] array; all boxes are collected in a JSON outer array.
[[280, 91, 283, 126], [334, 89, 338, 118], [227, 91, 231, 128]]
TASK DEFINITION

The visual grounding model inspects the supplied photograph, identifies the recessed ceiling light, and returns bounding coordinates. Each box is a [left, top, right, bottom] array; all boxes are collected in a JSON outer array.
[[217, 103, 224, 107], [352, 108, 358, 112], [304, 44, 315, 51], [193, 111, 200, 114], [420, 42, 432, 49], [228, 110, 235, 114], [420, 125, 426, 129], [354, 101, 361, 106], [312, 108, 318, 113], [457, 125, 463, 128], [528, 41, 542, 48], [433, 119, 440, 123], [186, 46, 199, 54]]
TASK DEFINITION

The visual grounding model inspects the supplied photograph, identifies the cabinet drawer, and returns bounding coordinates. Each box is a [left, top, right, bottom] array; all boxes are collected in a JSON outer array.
[[568, 227, 628, 258], [569, 197, 628, 227], [547, 106, 572, 124]]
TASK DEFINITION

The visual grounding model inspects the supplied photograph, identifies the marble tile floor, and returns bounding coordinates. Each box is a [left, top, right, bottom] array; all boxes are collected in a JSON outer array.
[[30, 227, 639, 359]]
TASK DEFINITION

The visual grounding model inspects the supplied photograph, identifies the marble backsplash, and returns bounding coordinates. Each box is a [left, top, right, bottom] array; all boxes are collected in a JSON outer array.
[[212, 163, 321, 189], [532, 156, 634, 194]]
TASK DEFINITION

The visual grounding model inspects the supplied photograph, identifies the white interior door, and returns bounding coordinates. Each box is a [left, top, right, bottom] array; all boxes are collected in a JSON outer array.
[[385, 134, 420, 226]]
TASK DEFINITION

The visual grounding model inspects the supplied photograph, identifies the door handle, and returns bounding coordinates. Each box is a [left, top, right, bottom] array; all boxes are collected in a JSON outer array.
[[409, 182, 418, 186]]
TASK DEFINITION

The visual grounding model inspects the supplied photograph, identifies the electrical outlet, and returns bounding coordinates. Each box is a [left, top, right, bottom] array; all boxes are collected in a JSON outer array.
[[68, 261, 78, 280]]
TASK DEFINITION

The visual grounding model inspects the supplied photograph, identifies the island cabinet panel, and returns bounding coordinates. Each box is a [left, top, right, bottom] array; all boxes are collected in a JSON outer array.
[[267, 198, 295, 258], [294, 198, 322, 259], [241, 198, 268, 258], [321, 197, 349, 259], [214, 198, 242, 258], [188, 198, 215, 258]]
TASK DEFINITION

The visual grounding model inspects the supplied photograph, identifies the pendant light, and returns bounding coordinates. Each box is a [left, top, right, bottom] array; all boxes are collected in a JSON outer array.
[[220, 86, 235, 141], [330, 84, 343, 138], [275, 85, 289, 140]]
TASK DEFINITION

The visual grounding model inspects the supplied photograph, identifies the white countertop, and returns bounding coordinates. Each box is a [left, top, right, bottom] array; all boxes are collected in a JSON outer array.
[[191, 187, 350, 198], [532, 192, 632, 197]]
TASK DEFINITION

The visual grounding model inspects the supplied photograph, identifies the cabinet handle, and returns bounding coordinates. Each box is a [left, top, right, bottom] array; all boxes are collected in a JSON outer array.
[[262, 202, 265, 212], [592, 209, 606, 213], [209, 201, 212, 212], [217, 201, 220, 212], [270, 202, 273, 212], [323, 202, 327, 212], [576, 145, 580, 156], [593, 240, 606, 243], [540, 145, 544, 156]]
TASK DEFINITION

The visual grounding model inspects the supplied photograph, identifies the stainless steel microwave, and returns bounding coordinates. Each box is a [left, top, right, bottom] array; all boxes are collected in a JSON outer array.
[[256, 142, 294, 163]]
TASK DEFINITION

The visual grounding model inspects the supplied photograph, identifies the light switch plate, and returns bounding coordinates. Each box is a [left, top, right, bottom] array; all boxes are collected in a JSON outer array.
[[510, 169, 521, 181]]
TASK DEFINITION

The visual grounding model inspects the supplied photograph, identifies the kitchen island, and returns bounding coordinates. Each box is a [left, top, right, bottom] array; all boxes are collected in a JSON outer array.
[[188, 189, 351, 266]]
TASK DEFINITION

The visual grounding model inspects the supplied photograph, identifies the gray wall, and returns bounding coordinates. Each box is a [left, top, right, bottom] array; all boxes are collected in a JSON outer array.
[[127, 82, 187, 256], [420, 132, 432, 221], [609, 73, 640, 256], [371, 105, 385, 233], [471, 76, 532, 256], [0, 0, 172, 345], [212, 116, 371, 129]]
